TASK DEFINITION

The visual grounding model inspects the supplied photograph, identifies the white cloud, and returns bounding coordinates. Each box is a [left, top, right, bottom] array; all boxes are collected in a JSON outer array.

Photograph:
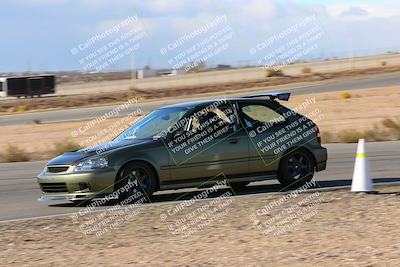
[[240, 0, 279, 20], [327, 3, 400, 19], [340, 7, 369, 17], [146, 0, 182, 14]]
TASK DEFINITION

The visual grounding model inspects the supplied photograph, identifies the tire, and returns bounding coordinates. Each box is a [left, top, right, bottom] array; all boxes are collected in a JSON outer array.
[[117, 161, 157, 202], [230, 182, 249, 191], [278, 149, 315, 188]]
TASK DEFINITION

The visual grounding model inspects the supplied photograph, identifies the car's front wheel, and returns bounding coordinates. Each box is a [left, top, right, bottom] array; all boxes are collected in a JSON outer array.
[[278, 149, 315, 188], [117, 161, 157, 202]]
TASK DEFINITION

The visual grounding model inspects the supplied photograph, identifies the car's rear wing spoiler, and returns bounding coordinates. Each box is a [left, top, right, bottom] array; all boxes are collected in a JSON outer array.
[[242, 92, 291, 101]]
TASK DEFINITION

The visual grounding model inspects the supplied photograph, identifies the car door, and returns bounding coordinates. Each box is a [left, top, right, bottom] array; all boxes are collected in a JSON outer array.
[[237, 101, 288, 173], [166, 102, 249, 181]]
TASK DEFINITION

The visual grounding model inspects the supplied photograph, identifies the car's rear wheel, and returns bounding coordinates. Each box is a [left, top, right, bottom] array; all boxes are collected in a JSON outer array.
[[117, 162, 157, 202], [278, 149, 315, 188]]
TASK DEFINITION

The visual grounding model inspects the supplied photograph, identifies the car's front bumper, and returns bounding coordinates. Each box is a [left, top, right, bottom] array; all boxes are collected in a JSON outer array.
[[37, 168, 117, 201]]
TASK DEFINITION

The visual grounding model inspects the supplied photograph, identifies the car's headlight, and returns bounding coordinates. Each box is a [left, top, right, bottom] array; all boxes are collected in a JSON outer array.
[[74, 157, 108, 172]]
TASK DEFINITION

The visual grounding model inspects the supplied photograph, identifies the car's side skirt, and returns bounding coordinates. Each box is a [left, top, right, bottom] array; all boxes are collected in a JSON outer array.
[[160, 172, 277, 190]]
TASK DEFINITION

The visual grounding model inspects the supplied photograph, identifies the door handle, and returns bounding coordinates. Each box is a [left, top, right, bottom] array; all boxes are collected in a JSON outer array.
[[229, 138, 239, 144]]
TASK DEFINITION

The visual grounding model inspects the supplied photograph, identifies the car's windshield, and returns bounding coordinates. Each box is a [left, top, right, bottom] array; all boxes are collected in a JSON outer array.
[[115, 107, 189, 141]]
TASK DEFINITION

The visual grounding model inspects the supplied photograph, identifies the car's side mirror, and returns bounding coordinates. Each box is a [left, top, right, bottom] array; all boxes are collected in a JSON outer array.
[[152, 135, 162, 141]]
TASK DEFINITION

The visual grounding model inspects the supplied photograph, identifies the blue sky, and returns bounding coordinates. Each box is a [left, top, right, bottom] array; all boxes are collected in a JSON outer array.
[[1, 0, 399, 72]]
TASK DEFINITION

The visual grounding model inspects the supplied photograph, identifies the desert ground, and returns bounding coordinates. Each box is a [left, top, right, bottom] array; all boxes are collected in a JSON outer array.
[[2, 59, 400, 114], [1, 184, 399, 266], [57, 53, 400, 92]]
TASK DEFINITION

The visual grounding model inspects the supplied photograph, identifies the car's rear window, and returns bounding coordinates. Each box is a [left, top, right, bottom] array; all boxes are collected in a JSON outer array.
[[241, 104, 285, 124]]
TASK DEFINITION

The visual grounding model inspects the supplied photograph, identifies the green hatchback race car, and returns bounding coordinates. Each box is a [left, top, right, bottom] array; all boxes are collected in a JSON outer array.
[[37, 92, 327, 203]]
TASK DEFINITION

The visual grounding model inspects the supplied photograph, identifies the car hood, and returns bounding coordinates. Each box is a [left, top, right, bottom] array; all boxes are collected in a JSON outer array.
[[46, 139, 151, 166]]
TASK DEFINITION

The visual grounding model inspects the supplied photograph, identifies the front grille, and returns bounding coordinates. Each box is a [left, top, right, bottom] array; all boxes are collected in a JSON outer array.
[[47, 166, 69, 173], [41, 183, 68, 193]]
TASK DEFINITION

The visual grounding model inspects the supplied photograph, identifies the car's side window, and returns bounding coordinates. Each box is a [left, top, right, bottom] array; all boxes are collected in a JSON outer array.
[[240, 104, 285, 127], [190, 105, 237, 134]]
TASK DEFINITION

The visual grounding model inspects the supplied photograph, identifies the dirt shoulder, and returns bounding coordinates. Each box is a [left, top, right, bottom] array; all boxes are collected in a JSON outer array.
[[2, 66, 400, 114], [1, 184, 399, 266]]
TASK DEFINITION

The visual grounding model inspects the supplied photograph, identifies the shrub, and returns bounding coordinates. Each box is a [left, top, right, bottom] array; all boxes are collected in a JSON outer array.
[[340, 92, 351, 100], [381, 61, 387, 67], [266, 68, 284, 77], [321, 131, 335, 144], [381, 118, 400, 129], [6, 107, 16, 113], [0, 144, 30, 162], [50, 140, 81, 157], [337, 130, 364, 143], [15, 105, 30, 112], [7, 105, 30, 113], [381, 118, 400, 139], [302, 66, 312, 74], [363, 124, 388, 142]]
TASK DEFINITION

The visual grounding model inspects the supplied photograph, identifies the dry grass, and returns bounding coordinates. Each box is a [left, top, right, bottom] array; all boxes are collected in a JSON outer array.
[[321, 118, 400, 143], [50, 140, 82, 158], [381, 118, 400, 139], [337, 130, 364, 143], [0, 144, 30, 163], [339, 91, 351, 100], [266, 68, 284, 77], [6, 105, 30, 113], [0, 115, 141, 161], [0, 91, 137, 113], [301, 66, 312, 74], [320, 131, 335, 144], [0, 139, 81, 163], [286, 86, 400, 143]]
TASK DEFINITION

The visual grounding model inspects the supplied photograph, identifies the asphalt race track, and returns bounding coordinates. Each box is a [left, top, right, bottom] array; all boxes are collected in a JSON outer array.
[[0, 141, 399, 222], [1, 72, 400, 127]]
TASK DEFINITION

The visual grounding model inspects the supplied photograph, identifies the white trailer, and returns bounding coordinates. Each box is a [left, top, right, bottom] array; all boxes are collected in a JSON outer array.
[[0, 77, 7, 98]]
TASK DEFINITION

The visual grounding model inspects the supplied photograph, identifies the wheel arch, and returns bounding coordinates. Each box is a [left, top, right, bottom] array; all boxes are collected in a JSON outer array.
[[115, 159, 160, 191], [279, 146, 317, 170]]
